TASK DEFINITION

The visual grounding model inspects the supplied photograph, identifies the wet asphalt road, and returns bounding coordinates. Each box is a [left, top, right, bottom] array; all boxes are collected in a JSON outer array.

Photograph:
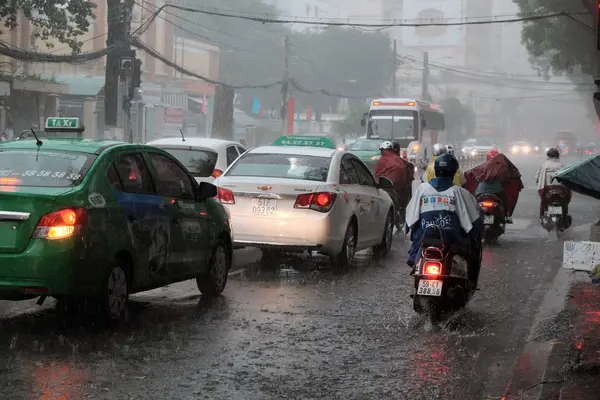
[[0, 155, 597, 400]]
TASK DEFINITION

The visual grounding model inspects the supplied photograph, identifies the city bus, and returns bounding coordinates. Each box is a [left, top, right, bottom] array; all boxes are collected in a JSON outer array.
[[360, 98, 445, 160]]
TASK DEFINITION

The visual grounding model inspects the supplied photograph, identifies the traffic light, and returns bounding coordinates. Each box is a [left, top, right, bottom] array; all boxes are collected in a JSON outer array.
[[132, 59, 142, 88]]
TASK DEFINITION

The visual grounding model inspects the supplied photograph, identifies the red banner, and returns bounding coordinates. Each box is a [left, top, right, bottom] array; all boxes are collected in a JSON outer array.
[[287, 97, 295, 135]]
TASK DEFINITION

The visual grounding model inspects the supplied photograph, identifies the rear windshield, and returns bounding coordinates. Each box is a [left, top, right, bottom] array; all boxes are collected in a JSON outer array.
[[0, 149, 94, 187], [157, 148, 218, 177], [349, 140, 382, 151], [226, 153, 330, 182]]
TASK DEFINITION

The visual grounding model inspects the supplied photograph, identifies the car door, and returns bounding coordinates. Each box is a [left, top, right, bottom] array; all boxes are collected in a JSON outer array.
[[112, 152, 172, 289], [226, 145, 240, 167], [146, 151, 211, 280], [350, 158, 382, 244], [339, 155, 370, 247]]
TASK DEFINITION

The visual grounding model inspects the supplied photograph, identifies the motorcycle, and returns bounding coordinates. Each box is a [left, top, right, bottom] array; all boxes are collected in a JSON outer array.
[[541, 187, 572, 236], [378, 176, 404, 231], [476, 193, 506, 243], [411, 226, 481, 323]]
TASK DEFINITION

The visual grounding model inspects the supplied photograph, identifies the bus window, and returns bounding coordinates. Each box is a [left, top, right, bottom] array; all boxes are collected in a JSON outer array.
[[367, 110, 418, 140]]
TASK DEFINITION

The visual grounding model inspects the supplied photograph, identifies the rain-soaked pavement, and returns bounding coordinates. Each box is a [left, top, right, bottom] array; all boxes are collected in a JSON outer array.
[[0, 156, 597, 399]]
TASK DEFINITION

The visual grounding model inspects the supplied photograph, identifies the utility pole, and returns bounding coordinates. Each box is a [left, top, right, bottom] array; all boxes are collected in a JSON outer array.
[[391, 39, 397, 97], [421, 51, 430, 102], [281, 35, 290, 135], [594, 1, 600, 120]]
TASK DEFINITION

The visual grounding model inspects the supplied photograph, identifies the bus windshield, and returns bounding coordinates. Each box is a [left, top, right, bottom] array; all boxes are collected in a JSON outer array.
[[367, 110, 417, 140]]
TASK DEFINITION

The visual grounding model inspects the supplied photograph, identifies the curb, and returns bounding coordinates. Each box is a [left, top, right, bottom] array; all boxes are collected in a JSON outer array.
[[502, 226, 595, 399]]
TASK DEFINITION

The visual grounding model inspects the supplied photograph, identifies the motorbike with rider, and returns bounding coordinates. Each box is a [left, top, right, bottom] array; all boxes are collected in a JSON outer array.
[[374, 141, 411, 229], [423, 143, 465, 186], [405, 153, 484, 320], [535, 148, 572, 233]]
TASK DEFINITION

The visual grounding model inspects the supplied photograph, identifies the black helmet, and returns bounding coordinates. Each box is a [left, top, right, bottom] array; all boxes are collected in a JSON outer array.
[[392, 141, 401, 152], [434, 153, 459, 177], [546, 147, 560, 159]]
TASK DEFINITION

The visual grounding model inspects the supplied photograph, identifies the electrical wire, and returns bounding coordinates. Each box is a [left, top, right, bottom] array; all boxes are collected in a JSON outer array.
[[0, 39, 125, 63]]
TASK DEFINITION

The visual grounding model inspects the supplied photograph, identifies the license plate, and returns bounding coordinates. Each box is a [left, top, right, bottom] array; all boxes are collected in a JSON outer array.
[[548, 206, 562, 215], [252, 198, 277, 215], [484, 215, 494, 224], [416, 279, 443, 296]]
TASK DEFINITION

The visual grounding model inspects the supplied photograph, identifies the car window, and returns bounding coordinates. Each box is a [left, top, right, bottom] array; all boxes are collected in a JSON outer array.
[[226, 146, 239, 165], [115, 153, 155, 194], [155, 147, 218, 177], [348, 140, 382, 151], [147, 153, 195, 200], [351, 159, 376, 186], [226, 153, 330, 182], [107, 163, 124, 191], [341, 157, 360, 185], [235, 146, 246, 155], [0, 149, 95, 188]]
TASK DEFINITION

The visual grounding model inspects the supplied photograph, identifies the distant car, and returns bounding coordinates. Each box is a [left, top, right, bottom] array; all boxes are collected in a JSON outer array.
[[0, 117, 233, 322], [461, 138, 495, 157], [510, 141, 533, 156], [347, 138, 385, 171], [215, 136, 395, 266], [146, 137, 246, 183]]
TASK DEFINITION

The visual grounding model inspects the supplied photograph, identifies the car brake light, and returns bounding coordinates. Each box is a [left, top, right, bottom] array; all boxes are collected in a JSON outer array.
[[481, 201, 494, 208], [294, 192, 337, 212], [32, 208, 87, 240], [423, 262, 441, 275], [217, 187, 235, 204], [0, 177, 20, 185], [212, 169, 223, 178]]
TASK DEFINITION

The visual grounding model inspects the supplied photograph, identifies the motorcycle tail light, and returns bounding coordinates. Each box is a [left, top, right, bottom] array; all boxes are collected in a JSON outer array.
[[481, 201, 494, 208], [423, 262, 441, 276]]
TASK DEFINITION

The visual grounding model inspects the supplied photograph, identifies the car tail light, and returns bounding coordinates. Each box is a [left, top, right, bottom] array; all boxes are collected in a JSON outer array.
[[294, 192, 337, 212], [423, 262, 441, 276], [480, 201, 494, 208], [33, 208, 87, 240], [217, 187, 235, 204], [212, 169, 223, 178]]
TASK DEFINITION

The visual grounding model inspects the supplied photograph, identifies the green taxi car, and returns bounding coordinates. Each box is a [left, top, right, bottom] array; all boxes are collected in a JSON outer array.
[[347, 138, 385, 171], [0, 118, 233, 321]]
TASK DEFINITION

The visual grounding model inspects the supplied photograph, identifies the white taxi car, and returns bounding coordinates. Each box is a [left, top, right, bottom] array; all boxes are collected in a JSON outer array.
[[146, 137, 246, 183], [215, 135, 396, 266]]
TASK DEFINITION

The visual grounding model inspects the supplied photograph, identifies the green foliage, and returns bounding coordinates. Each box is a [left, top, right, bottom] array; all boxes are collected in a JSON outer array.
[[332, 105, 370, 136], [439, 97, 475, 142], [0, 0, 96, 53], [512, 0, 594, 76]]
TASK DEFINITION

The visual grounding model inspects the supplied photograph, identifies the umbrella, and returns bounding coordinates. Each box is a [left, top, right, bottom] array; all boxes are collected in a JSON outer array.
[[554, 154, 600, 200]]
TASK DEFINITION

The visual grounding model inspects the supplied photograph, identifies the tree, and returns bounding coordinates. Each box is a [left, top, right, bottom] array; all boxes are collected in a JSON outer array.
[[513, 0, 595, 76], [0, 0, 96, 53], [439, 97, 468, 142], [332, 104, 369, 136]]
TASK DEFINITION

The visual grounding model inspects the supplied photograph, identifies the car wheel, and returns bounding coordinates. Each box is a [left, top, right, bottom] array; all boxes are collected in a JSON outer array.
[[373, 210, 394, 258], [335, 221, 357, 267], [197, 239, 231, 296], [99, 265, 129, 321]]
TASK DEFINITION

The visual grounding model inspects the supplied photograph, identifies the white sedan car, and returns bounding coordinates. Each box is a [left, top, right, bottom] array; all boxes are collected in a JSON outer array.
[[215, 145, 395, 265], [146, 137, 246, 183]]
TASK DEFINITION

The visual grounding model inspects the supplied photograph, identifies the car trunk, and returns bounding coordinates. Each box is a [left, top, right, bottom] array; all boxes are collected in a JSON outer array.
[[0, 187, 70, 253]]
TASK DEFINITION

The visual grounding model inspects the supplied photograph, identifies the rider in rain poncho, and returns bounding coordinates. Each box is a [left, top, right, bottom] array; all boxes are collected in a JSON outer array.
[[423, 143, 464, 186]]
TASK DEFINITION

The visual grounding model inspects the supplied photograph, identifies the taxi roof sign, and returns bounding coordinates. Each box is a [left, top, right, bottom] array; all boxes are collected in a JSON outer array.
[[44, 117, 84, 132], [271, 135, 336, 149]]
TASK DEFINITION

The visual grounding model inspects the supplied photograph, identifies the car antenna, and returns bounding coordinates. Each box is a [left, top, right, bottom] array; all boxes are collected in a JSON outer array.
[[180, 129, 185, 142], [31, 128, 42, 147]]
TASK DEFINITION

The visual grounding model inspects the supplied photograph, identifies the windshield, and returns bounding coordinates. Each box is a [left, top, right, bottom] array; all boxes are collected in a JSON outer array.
[[0, 149, 94, 187], [349, 140, 383, 151], [367, 110, 417, 140], [158, 148, 218, 177], [226, 153, 330, 182]]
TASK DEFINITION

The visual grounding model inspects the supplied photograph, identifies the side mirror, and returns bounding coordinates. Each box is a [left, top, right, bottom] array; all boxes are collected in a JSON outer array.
[[377, 176, 394, 189], [197, 181, 217, 200]]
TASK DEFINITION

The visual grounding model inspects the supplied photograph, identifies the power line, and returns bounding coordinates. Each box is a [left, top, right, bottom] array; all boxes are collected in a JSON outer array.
[[0, 39, 125, 63], [289, 78, 382, 98]]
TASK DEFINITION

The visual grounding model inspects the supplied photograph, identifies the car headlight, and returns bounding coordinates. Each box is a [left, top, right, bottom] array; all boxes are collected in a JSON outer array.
[[470, 150, 476, 156], [534, 146, 539, 151], [511, 147, 518, 153], [461, 148, 466, 153]]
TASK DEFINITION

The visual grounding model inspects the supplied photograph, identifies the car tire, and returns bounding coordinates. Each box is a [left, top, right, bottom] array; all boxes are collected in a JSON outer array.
[[98, 264, 129, 322], [373, 210, 394, 259], [196, 239, 231, 296], [335, 221, 357, 268]]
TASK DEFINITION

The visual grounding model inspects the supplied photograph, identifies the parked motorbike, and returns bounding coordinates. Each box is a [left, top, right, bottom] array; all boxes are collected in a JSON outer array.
[[411, 226, 481, 323], [476, 193, 506, 243], [378, 177, 404, 231], [541, 187, 572, 236]]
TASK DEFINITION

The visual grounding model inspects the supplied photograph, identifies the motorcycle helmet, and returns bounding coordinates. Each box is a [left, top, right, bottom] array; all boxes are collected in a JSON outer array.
[[487, 149, 499, 160], [445, 144, 455, 155], [434, 153, 459, 177], [547, 147, 560, 159], [379, 141, 394, 151], [392, 141, 401, 153], [432, 143, 447, 157]]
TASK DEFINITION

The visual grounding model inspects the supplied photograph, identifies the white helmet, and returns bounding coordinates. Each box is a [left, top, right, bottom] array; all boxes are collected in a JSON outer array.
[[432, 143, 447, 156], [379, 141, 394, 151], [445, 144, 455, 155]]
